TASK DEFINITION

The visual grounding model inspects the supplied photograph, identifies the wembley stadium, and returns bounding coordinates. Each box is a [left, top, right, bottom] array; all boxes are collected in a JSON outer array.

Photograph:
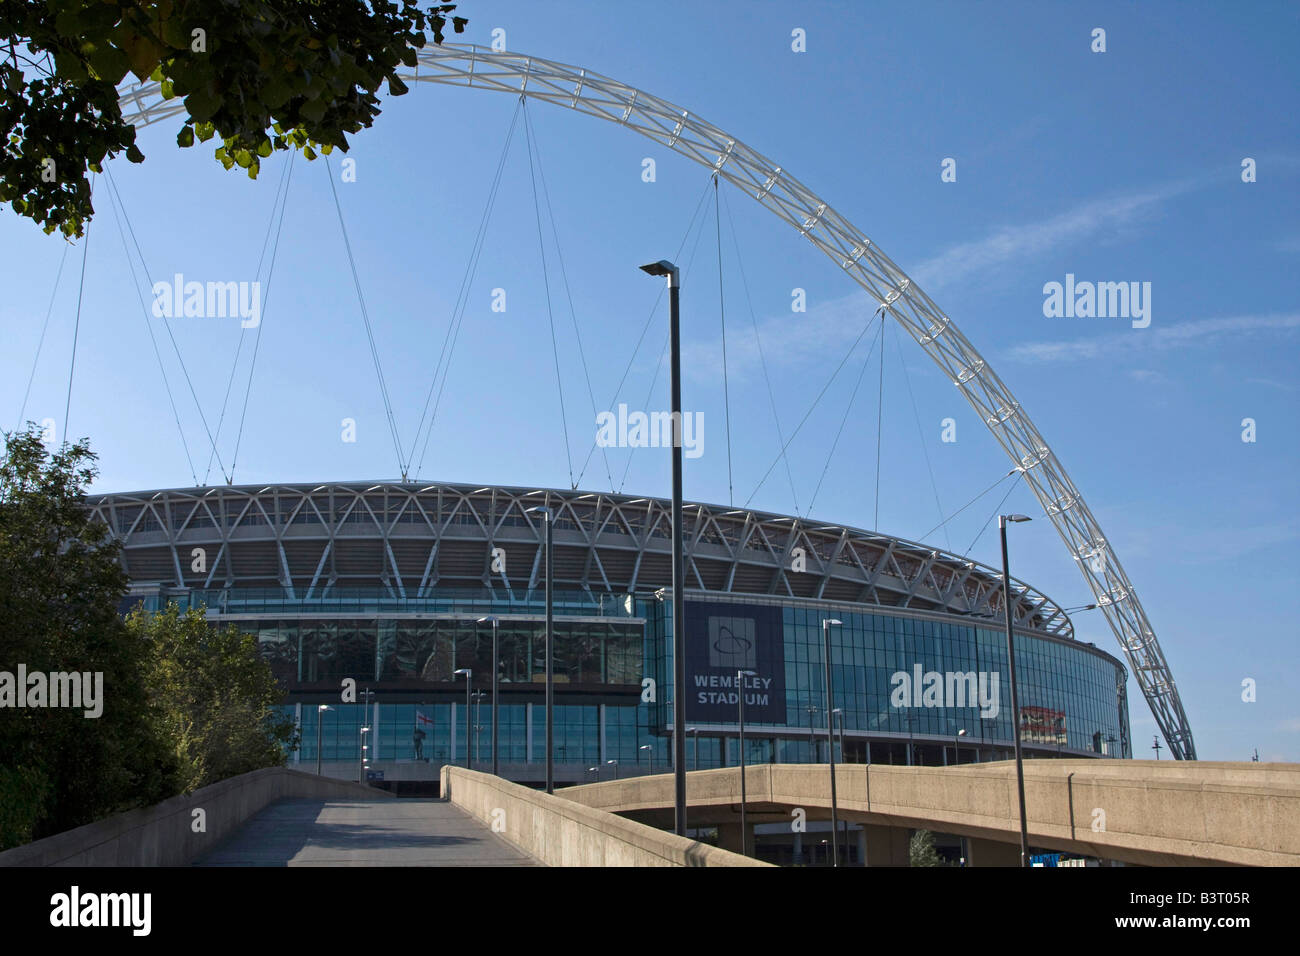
[[85, 479, 1133, 793]]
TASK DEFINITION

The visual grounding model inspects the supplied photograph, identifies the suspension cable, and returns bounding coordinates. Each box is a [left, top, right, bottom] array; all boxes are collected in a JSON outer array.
[[325, 153, 405, 477], [207, 152, 293, 484], [16, 241, 69, 431], [229, 153, 297, 485], [105, 166, 230, 481], [522, 101, 576, 488], [874, 312, 885, 530], [807, 316, 884, 516], [524, 101, 613, 492], [742, 307, 879, 510], [574, 176, 714, 488], [103, 180, 198, 485], [892, 321, 950, 551], [412, 99, 523, 479], [713, 174, 734, 505], [616, 178, 717, 494], [921, 468, 1019, 541], [63, 176, 92, 445], [719, 186, 801, 516], [964, 469, 1024, 556]]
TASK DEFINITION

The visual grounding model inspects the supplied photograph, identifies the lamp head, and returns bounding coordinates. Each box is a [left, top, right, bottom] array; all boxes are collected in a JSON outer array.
[[639, 259, 679, 287]]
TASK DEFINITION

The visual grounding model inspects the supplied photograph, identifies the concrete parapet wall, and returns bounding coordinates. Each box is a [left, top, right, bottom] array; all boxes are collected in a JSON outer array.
[[440, 766, 770, 867], [0, 767, 391, 867], [560, 761, 1300, 867]]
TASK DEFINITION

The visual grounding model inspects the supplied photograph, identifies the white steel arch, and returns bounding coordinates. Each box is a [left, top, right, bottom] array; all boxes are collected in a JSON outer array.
[[117, 44, 1194, 759]]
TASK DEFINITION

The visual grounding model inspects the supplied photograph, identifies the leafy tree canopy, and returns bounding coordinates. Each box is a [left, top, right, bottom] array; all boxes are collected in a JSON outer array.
[[129, 602, 296, 793], [0, 426, 178, 847], [1, 0, 467, 237]]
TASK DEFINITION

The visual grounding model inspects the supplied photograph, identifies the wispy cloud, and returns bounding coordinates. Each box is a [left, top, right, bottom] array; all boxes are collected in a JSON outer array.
[[1244, 376, 1295, 392], [687, 177, 1211, 379], [683, 291, 879, 382], [1128, 368, 1172, 385], [1008, 312, 1300, 363], [909, 178, 1204, 292]]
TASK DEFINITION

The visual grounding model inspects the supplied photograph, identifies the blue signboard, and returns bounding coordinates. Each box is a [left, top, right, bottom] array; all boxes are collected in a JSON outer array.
[[683, 602, 786, 724]]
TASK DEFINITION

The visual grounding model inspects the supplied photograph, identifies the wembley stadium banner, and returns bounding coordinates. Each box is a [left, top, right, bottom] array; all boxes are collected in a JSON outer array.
[[683, 601, 787, 724]]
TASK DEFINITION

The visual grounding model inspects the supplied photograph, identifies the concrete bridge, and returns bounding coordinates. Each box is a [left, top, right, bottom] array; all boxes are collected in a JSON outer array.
[[559, 760, 1300, 866], [0, 766, 764, 868]]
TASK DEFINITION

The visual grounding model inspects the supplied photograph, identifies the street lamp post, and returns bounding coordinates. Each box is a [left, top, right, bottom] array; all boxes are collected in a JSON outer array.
[[822, 618, 842, 867], [316, 704, 332, 776], [640, 258, 687, 838], [471, 690, 486, 767], [687, 727, 698, 770], [640, 743, 654, 774], [358, 723, 371, 783], [478, 616, 500, 776], [736, 667, 757, 857], [954, 727, 967, 766], [453, 668, 472, 770], [1000, 513, 1032, 867], [806, 704, 818, 761], [528, 505, 555, 794], [607, 759, 619, 780]]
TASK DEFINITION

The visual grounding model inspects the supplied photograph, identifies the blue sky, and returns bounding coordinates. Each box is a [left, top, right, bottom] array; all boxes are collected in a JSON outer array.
[[2, 1, 1297, 761]]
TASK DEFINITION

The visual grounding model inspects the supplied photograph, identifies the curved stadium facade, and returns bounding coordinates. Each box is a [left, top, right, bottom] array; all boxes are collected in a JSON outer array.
[[87, 480, 1132, 793]]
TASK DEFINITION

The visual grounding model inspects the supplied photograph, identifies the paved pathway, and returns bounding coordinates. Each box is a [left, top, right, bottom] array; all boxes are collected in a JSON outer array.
[[195, 798, 540, 866]]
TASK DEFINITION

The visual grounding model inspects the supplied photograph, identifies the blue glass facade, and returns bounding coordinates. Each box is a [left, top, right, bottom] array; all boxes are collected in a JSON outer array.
[[184, 584, 1129, 781], [648, 594, 1131, 766]]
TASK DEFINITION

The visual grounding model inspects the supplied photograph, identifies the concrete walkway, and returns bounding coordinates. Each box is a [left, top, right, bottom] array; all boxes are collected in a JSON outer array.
[[194, 798, 540, 866]]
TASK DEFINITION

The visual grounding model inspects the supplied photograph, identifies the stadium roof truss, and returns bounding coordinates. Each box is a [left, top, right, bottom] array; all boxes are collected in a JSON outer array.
[[116, 44, 1193, 758], [87, 481, 1066, 635]]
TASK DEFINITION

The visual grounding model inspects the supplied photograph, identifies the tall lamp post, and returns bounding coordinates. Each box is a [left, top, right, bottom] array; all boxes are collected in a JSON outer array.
[[736, 667, 757, 856], [954, 727, 967, 766], [999, 513, 1032, 867], [640, 743, 654, 774], [640, 258, 687, 838], [822, 618, 842, 867], [471, 690, 487, 767], [528, 505, 555, 794], [687, 727, 698, 770], [453, 668, 472, 770], [478, 616, 500, 775], [316, 704, 332, 775]]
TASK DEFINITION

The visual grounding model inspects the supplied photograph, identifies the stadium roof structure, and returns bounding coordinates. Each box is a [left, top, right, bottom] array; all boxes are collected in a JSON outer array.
[[87, 481, 1073, 637]]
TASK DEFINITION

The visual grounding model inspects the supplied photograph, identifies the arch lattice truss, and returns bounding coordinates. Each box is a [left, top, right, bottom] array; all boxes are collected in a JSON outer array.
[[117, 44, 1195, 759]]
